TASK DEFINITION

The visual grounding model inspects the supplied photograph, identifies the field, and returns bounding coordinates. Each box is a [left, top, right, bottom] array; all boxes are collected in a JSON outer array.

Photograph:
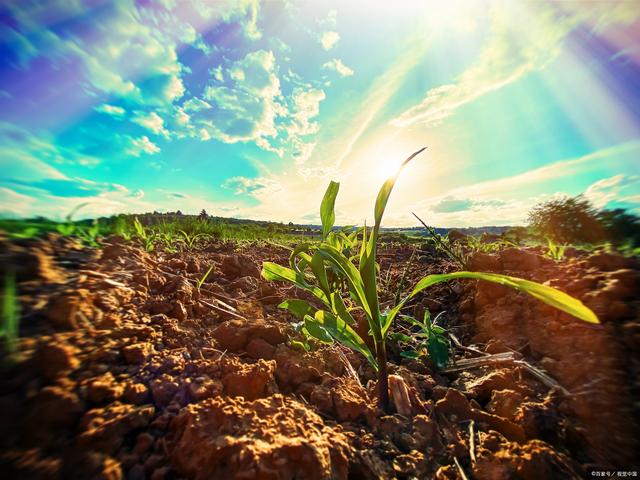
[[1, 181, 639, 480]]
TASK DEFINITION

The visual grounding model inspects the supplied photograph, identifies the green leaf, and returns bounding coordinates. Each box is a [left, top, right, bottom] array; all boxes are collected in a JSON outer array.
[[312, 310, 378, 371], [303, 314, 334, 343], [316, 244, 373, 325], [427, 335, 450, 369], [409, 271, 599, 324], [400, 350, 420, 359], [389, 332, 412, 343], [320, 181, 340, 240], [279, 299, 316, 319], [262, 262, 329, 305]]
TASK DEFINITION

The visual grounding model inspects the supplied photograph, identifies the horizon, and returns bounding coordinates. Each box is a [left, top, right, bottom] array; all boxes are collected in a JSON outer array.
[[1, 0, 639, 227]]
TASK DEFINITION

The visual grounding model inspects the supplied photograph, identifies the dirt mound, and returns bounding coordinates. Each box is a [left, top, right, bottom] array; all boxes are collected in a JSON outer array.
[[169, 394, 350, 480]]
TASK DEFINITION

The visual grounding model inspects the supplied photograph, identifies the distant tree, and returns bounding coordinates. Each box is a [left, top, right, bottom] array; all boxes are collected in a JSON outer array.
[[528, 196, 605, 244], [176, 210, 183, 216], [598, 208, 640, 247], [199, 209, 208, 220]]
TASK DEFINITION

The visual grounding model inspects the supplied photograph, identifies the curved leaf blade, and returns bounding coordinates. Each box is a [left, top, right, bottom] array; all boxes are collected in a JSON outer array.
[[409, 271, 599, 324], [320, 181, 340, 240]]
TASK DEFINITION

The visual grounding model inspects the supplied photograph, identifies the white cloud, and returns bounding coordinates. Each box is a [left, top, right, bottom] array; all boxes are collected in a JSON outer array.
[[584, 174, 640, 209], [95, 104, 126, 118], [132, 111, 169, 137], [194, 50, 284, 144], [322, 58, 354, 77], [221, 176, 281, 197], [320, 31, 340, 50], [127, 136, 160, 156]]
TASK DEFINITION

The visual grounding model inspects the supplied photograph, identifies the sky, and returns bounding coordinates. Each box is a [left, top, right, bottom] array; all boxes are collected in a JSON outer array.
[[1, 0, 639, 227]]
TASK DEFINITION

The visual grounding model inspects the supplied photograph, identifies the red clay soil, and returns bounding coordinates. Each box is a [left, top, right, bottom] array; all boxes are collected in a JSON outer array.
[[0, 234, 638, 479]]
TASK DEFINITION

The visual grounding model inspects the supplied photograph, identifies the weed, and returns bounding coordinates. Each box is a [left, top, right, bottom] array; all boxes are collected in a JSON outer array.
[[263, 147, 599, 413]]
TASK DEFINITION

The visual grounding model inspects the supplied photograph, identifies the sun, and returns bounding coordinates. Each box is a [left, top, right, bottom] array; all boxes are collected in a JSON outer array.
[[374, 159, 404, 182]]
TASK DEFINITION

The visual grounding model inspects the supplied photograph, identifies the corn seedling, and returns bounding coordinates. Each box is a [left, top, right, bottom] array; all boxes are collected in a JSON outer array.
[[196, 266, 214, 292], [263, 147, 600, 413], [76, 220, 101, 247], [546, 237, 567, 262], [397, 311, 451, 369], [1, 271, 19, 356], [133, 217, 157, 252], [179, 230, 210, 250]]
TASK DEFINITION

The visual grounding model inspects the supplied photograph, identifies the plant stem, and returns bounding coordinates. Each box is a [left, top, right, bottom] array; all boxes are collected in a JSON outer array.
[[376, 340, 390, 412]]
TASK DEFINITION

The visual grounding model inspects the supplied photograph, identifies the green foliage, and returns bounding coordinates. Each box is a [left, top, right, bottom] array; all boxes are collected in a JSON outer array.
[[597, 208, 640, 248], [196, 266, 214, 292], [263, 147, 599, 412], [545, 237, 567, 262], [528, 196, 605, 244], [1, 271, 19, 356], [398, 311, 451, 369], [9, 227, 40, 239]]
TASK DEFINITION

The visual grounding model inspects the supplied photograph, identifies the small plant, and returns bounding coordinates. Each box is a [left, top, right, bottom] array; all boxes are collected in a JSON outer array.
[[262, 147, 599, 413], [196, 265, 214, 292], [133, 217, 157, 252], [9, 227, 39, 239], [76, 220, 101, 247], [397, 311, 451, 369], [1, 271, 19, 356], [545, 237, 567, 262], [179, 230, 210, 250]]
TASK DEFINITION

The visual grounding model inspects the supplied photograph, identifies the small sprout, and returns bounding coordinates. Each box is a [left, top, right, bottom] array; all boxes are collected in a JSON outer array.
[[196, 266, 214, 292]]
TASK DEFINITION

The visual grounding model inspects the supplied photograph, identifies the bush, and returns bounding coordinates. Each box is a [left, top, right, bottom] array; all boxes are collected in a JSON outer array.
[[528, 196, 606, 244], [598, 208, 640, 248]]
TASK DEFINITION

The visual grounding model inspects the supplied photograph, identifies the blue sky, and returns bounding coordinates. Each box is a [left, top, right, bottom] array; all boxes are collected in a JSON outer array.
[[1, 0, 639, 226]]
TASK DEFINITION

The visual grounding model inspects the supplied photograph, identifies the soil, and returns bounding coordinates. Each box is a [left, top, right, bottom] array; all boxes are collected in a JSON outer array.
[[0, 234, 638, 479]]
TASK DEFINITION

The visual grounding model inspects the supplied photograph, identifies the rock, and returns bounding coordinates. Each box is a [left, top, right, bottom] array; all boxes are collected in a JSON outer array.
[[122, 343, 156, 365], [222, 359, 277, 400], [212, 318, 285, 353], [28, 386, 84, 428], [171, 301, 188, 322], [467, 252, 501, 271], [61, 451, 123, 480], [78, 403, 155, 453], [587, 251, 629, 271], [246, 338, 276, 360], [163, 278, 194, 303], [220, 254, 261, 279], [310, 376, 374, 422], [46, 290, 94, 329], [134, 432, 155, 455], [486, 389, 524, 421], [169, 394, 350, 480], [187, 376, 223, 402], [123, 382, 150, 405], [150, 374, 179, 407], [228, 276, 259, 293], [500, 248, 540, 271], [88, 372, 124, 403], [473, 436, 578, 480], [435, 389, 525, 443], [35, 341, 80, 380]]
